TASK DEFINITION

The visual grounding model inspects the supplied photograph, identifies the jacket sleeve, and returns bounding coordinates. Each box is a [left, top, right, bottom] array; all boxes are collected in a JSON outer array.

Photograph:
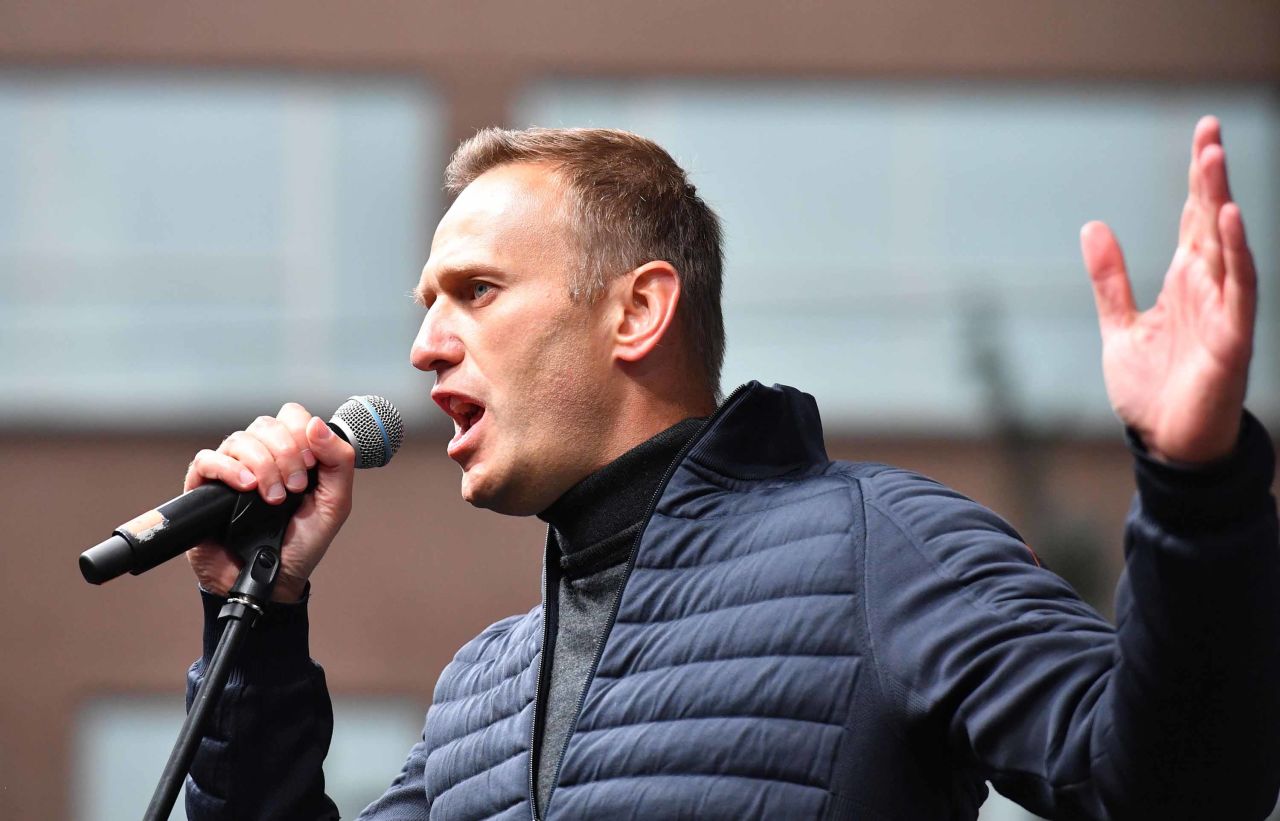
[[860, 412, 1280, 820], [185, 591, 438, 820], [185, 589, 341, 821]]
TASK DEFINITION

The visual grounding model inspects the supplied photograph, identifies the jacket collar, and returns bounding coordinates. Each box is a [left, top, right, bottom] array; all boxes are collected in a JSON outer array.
[[687, 381, 829, 480]]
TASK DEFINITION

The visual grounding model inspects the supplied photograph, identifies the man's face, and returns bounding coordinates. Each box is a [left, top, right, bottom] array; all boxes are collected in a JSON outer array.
[[411, 163, 619, 515]]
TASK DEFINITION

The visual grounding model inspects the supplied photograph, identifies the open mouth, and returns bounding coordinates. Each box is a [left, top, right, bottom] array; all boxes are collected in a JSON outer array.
[[433, 392, 487, 457], [449, 397, 485, 435]]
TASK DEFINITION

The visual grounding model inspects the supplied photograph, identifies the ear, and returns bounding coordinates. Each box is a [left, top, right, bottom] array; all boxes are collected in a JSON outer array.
[[611, 261, 681, 364]]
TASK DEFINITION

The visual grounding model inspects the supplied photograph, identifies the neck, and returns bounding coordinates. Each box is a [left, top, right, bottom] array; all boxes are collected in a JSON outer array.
[[591, 377, 716, 473], [539, 416, 707, 576]]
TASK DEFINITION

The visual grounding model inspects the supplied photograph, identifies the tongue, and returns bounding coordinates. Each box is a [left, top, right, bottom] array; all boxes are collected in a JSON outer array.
[[457, 406, 484, 436]]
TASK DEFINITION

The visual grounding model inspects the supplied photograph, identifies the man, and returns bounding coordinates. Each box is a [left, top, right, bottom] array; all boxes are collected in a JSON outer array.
[[183, 120, 1279, 819]]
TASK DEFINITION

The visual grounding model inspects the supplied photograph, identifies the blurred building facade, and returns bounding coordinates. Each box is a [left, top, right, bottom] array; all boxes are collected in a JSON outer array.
[[1, 2, 1277, 818]]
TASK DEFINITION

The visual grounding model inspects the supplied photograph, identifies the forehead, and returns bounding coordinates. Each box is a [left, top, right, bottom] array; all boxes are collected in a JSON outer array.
[[421, 162, 577, 282]]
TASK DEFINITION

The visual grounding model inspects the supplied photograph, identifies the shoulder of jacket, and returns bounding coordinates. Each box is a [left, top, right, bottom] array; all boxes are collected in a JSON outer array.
[[828, 460, 1027, 549]]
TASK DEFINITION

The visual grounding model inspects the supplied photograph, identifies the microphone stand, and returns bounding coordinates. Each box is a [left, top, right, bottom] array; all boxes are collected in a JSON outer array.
[[143, 479, 310, 821]]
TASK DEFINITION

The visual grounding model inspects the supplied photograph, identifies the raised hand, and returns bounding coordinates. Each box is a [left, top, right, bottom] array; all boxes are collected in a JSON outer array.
[[183, 403, 356, 602], [1081, 116, 1256, 464]]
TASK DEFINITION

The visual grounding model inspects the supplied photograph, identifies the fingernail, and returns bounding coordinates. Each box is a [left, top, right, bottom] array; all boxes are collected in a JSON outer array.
[[267, 483, 286, 502], [301, 448, 316, 468], [286, 471, 308, 492], [239, 469, 256, 487], [314, 424, 332, 440]]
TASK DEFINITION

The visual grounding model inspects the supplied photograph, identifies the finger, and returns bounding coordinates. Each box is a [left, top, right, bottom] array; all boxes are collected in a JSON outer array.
[[1081, 221, 1137, 337], [184, 448, 259, 493], [1181, 117, 1224, 250], [1199, 136, 1233, 207], [306, 416, 356, 503], [1198, 143, 1230, 215], [276, 402, 318, 469], [1186, 116, 1218, 202], [307, 416, 356, 469], [1220, 203, 1258, 333], [1191, 143, 1232, 282], [1186, 142, 1201, 207], [1193, 115, 1221, 161], [1177, 196, 1198, 248], [220, 430, 288, 504], [246, 415, 312, 494]]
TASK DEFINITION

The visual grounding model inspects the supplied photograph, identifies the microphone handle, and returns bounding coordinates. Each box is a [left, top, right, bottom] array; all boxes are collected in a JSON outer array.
[[80, 482, 240, 584], [78, 421, 353, 585]]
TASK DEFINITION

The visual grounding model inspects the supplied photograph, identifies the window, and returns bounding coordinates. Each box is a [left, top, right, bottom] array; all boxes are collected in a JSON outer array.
[[75, 695, 427, 819], [519, 81, 1280, 432], [0, 72, 440, 427]]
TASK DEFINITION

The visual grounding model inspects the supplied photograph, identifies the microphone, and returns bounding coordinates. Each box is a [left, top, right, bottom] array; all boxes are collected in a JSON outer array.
[[78, 395, 403, 585]]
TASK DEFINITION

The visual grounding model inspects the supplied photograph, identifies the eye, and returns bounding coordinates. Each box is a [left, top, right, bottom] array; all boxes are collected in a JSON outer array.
[[470, 282, 493, 300]]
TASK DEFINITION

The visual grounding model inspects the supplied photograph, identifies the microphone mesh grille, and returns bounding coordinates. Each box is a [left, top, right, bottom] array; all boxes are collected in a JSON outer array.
[[332, 395, 404, 469]]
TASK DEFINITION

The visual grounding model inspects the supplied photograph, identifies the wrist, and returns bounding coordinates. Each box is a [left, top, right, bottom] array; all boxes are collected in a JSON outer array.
[[198, 585, 314, 681], [1127, 410, 1275, 532], [272, 573, 309, 603], [1142, 419, 1242, 465]]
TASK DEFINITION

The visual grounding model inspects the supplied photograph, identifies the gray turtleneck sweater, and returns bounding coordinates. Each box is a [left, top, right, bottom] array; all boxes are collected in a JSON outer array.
[[532, 417, 706, 818]]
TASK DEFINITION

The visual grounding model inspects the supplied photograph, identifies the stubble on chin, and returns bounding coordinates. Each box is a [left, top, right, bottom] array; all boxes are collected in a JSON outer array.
[[457, 455, 545, 517], [458, 461, 503, 510]]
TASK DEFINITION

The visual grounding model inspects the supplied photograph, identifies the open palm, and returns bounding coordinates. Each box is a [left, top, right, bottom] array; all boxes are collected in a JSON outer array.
[[1082, 116, 1256, 464]]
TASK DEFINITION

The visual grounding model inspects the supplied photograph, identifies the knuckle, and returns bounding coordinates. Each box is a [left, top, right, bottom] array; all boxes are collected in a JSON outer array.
[[287, 420, 311, 442], [232, 447, 272, 475], [256, 415, 300, 450], [186, 450, 220, 487], [252, 456, 280, 477], [275, 436, 301, 459]]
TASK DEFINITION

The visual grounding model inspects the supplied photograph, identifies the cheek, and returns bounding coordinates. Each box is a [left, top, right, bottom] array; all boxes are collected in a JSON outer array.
[[516, 314, 603, 392], [494, 351, 601, 458], [489, 303, 610, 436]]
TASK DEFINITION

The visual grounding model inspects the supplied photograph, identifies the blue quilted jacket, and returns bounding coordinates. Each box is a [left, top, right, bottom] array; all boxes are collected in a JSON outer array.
[[188, 382, 1280, 820]]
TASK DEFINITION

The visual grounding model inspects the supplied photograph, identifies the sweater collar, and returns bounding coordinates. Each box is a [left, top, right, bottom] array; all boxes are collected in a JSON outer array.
[[538, 417, 706, 577]]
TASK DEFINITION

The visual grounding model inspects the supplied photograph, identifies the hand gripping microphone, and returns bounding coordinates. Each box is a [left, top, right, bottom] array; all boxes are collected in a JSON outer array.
[[78, 395, 404, 585]]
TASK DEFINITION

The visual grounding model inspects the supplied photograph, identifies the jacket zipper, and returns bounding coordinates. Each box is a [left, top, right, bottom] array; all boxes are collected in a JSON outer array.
[[530, 383, 752, 819], [529, 526, 555, 820]]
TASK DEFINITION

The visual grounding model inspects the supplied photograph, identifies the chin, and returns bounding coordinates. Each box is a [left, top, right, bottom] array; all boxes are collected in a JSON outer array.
[[459, 467, 550, 517], [458, 470, 494, 508], [460, 468, 519, 515]]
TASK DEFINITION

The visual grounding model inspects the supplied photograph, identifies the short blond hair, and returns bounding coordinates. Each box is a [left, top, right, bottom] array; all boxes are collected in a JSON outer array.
[[446, 127, 725, 394]]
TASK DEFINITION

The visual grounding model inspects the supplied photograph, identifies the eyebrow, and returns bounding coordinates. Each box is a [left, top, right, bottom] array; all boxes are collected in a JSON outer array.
[[413, 263, 508, 305]]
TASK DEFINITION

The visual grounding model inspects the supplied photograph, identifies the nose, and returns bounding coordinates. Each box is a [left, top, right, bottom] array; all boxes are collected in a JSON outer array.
[[410, 303, 464, 373]]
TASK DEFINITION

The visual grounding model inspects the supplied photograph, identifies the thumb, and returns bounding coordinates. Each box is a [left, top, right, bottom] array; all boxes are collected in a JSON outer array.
[[305, 416, 355, 513], [306, 416, 357, 478], [1081, 220, 1137, 338]]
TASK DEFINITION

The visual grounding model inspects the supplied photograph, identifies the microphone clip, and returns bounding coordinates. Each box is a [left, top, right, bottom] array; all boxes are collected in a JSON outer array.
[[216, 469, 315, 624]]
